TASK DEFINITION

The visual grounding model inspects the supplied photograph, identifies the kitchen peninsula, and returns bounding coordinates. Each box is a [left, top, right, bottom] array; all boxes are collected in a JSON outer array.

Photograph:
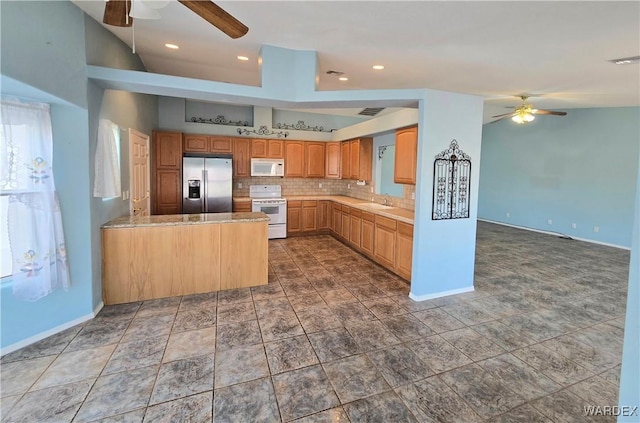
[[101, 212, 269, 305]]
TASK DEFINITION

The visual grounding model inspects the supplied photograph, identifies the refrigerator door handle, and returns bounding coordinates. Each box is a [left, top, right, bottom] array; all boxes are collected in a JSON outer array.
[[202, 170, 207, 212]]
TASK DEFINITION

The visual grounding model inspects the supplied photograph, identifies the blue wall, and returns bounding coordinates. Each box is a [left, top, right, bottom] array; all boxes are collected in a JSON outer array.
[[479, 107, 640, 248], [0, 4, 158, 350]]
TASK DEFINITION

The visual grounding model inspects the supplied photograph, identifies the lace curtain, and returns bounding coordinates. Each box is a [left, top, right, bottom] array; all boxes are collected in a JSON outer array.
[[0, 99, 71, 301]]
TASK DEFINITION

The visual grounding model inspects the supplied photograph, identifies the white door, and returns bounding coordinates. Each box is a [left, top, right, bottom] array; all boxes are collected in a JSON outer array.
[[129, 129, 150, 216]]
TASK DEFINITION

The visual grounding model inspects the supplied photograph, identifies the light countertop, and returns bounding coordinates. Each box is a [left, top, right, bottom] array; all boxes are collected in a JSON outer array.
[[234, 195, 415, 224], [102, 212, 270, 229]]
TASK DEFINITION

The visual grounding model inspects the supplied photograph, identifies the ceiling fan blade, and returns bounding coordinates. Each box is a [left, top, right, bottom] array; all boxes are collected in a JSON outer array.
[[103, 0, 133, 27], [178, 1, 248, 39], [492, 111, 515, 118], [534, 110, 567, 116], [488, 115, 512, 124]]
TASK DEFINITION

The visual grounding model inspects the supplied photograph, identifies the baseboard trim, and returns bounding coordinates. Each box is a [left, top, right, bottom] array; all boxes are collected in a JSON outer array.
[[478, 219, 630, 250], [409, 286, 474, 302], [1, 301, 104, 356]]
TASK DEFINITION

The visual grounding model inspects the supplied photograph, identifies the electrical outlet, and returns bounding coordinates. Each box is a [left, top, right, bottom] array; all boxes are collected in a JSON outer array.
[[347, 183, 351, 189], [319, 183, 322, 188], [237, 182, 243, 189], [547, 219, 553, 225], [506, 212, 510, 218], [370, 187, 374, 193], [122, 191, 127, 200], [594, 226, 599, 233], [411, 192, 415, 200], [571, 223, 577, 229]]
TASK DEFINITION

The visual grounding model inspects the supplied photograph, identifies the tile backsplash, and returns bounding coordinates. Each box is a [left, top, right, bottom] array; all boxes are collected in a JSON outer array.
[[233, 177, 415, 210]]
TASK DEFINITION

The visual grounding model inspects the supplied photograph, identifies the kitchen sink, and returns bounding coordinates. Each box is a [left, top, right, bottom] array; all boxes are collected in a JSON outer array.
[[363, 203, 394, 209]]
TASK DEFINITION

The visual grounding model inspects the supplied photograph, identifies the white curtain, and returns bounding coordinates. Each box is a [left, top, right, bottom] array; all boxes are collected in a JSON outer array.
[[93, 119, 121, 198], [0, 99, 71, 301]]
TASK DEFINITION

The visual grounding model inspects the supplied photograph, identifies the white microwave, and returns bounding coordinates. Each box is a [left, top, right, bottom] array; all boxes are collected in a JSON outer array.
[[251, 158, 285, 177]]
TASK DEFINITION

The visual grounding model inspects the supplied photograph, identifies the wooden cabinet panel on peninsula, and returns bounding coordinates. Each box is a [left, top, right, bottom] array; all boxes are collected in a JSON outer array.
[[325, 142, 341, 179], [252, 139, 284, 159], [394, 126, 418, 185], [284, 141, 305, 178], [152, 131, 182, 215], [232, 138, 251, 177]]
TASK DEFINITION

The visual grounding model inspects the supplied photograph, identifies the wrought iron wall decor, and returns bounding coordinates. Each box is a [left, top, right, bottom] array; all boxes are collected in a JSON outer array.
[[236, 125, 289, 138], [189, 115, 250, 126], [432, 139, 472, 220], [274, 120, 331, 133]]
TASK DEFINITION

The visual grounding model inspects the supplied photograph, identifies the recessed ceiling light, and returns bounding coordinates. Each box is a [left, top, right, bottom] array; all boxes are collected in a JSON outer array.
[[237, 55, 249, 61], [610, 55, 640, 65], [372, 65, 385, 70], [339, 77, 348, 81], [164, 43, 179, 49]]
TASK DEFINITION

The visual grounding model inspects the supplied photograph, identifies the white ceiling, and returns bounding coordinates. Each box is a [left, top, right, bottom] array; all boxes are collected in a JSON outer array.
[[73, 1, 640, 123]]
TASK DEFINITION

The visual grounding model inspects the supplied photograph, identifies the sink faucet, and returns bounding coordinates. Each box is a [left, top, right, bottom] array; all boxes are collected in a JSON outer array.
[[382, 194, 393, 206]]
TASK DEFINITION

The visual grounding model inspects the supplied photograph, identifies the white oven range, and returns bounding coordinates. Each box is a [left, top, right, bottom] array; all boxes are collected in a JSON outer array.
[[250, 185, 287, 239]]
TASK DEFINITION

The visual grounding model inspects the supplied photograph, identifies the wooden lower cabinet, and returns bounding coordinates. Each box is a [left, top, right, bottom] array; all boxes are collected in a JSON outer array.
[[396, 222, 414, 280], [341, 206, 350, 241], [318, 201, 330, 230], [232, 199, 252, 212], [287, 200, 302, 235], [361, 212, 374, 257], [302, 201, 318, 232], [349, 209, 362, 249], [332, 203, 342, 235], [374, 215, 397, 270]]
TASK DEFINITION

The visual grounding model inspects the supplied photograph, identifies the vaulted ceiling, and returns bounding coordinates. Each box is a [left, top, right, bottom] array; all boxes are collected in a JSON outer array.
[[73, 1, 640, 123]]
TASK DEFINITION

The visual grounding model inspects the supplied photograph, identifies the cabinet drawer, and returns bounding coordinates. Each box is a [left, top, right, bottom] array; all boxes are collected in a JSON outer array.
[[288, 200, 302, 208], [397, 221, 413, 237], [342, 206, 350, 214], [302, 200, 317, 208], [362, 211, 374, 222], [350, 208, 362, 218], [333, 203, 342, 212], [375, 215, 397, 230]]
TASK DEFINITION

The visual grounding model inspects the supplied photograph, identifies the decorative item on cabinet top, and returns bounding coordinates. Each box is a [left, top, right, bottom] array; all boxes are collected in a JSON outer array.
[[237, 125, 289, 138], [190, 115, 250, 126], [432, 139, 471, 221], [274, 120, 334, 133]]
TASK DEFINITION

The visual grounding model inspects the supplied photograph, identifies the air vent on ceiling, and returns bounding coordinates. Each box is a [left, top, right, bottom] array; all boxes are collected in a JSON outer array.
[[358, 107, 385, 116]]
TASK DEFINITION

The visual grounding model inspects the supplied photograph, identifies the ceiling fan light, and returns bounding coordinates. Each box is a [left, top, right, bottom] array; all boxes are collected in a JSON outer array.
[[511, 114, 525, 124], [130, 0, 161, 19]]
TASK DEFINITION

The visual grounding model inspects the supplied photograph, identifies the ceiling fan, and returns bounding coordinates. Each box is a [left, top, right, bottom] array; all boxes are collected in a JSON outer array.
[[492, 95, 567, 124], [103, 0, 248, 39]]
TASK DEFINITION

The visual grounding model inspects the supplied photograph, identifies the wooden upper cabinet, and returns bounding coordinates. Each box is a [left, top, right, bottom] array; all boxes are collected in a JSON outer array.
[[183, 134, 209, 153], [305, 142, 326, 178], [325, 142, 341, 179], [348, 138, 373, 181], [340, 141, 351, 179], [183, 135, 232, 153], [251, 139, 284, 158], [394, 126, 418, 185], [153, 131, 182, 169], [284, 140, 305, 178], [232, 138, 251, 177], [208, 136, 232, 153]]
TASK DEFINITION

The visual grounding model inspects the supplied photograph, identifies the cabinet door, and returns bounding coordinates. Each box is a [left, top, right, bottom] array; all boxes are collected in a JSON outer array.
[[394, 126, 418, 185], [287, 202, 302, 235], [325, 142, 341, 179], [396, 222, 414, 280], [251, 139, 268, 158], [318, 201, 330, 230], [340, 141, 350, 179], [268, 140, 285, 159], [154, 131, 182, 169], [358, 137, 373, 181], [374, 216, 397, 270], [341, 206, 350, 240], [183, 134, 209, 153], [209, 136, 232, 153], [302, 201, 318, 232], [232, 138, 251, 177], [332, 204, 342, 235], [285, 141, 305, 177], [349, 140, 360, 180], [361, 218, 374, 257], [349, 214, 362, 249], [155, 170, 181, 214], [305, 142, 326, 178]]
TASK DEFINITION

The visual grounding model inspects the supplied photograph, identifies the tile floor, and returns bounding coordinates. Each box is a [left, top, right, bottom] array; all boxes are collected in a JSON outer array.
[[0, 221, 629, 422]]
